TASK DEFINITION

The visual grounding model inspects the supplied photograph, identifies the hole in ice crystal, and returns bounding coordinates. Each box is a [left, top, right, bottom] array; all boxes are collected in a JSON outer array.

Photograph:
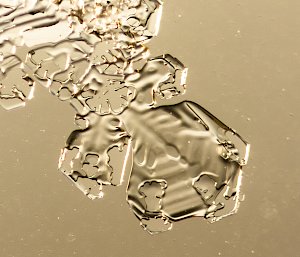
[[139, 180, 167, 212], [0, 0, 250, 234]]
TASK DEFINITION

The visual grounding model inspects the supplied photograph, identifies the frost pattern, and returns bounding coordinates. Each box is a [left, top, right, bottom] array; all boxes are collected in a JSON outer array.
[[0, 0, 250, 234]]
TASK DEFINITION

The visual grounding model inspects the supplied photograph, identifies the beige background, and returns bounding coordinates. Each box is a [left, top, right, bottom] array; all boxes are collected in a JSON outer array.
[[1, 0, 300, 256]]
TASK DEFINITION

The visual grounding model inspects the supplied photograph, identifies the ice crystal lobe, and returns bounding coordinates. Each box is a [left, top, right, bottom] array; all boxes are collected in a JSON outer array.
[[0, 0, 160, 109], [125, 54, 187, 108], [0, 0, 67, 109], [59, 113, 131, 199], [68, 0, 162, 44], [0, 41, 35, 110], [122, 101, 249, 233], [0, 0, 250, 234]]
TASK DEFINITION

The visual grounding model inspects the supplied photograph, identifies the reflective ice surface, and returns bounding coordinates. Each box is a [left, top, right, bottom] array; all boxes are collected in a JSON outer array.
[[0, 0, 250, 233]]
